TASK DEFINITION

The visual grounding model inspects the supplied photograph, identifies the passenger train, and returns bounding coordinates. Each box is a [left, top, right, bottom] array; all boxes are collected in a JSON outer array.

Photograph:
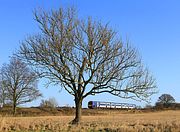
[[88, 101, 136, 109]]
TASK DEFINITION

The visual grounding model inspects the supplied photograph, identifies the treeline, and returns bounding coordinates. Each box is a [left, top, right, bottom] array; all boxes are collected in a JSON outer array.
[[155, 102, 180, 109], [145, 94, 180, 110]]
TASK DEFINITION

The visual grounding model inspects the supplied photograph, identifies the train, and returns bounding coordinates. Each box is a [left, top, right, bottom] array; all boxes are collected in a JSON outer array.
[[88, 101, 136, 109]]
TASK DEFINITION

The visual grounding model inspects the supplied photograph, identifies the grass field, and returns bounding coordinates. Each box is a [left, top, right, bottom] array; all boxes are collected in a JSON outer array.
[[0, 110, 180, 131]]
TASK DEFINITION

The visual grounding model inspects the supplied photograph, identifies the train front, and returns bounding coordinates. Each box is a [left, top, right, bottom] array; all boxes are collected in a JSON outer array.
[[88, 101, 97, 109]]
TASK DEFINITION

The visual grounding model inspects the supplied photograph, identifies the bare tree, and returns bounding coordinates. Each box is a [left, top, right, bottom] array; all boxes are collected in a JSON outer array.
[[40, 97, 58, 108], [0, 57, 41, 114], [17, 7, 157, 124], [157, 94, 175, 107]]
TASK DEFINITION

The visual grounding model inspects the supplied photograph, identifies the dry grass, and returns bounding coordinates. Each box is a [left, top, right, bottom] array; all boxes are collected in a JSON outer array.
[[0, 110, 180, 131]]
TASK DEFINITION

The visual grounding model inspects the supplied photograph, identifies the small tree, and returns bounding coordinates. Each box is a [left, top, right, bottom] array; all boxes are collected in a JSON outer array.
[[40, 97, 58, 108], [17, 7, 157, 124], [157, 94, 175, 108], [0, 57, 41, 114]]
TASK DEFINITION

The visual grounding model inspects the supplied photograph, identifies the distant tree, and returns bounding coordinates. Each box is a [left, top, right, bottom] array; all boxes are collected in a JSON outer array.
[[0, 77, 7, 107], [157, 94, 175, 108], [17, 7, 157, 124], [0, 57, 41, 114], [40, 99, 49, 108], [40, 97, 58, 108]]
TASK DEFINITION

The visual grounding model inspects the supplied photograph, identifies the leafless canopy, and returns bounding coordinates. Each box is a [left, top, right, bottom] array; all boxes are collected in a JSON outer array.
[[0, 57, 41, 114], [17, 7, 157, 123], [158, 94, 175, 104], [40, 97, 58, 108]]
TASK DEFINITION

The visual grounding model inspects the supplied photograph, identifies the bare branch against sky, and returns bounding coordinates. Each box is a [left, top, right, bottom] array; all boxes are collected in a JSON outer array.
[[0, 57, 41, 114], [17, 7, 157, 124]]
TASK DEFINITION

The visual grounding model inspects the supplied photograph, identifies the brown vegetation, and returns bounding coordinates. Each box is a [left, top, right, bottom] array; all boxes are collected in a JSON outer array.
[[0, 109, 180, 131], [0, 107, 135, 116]]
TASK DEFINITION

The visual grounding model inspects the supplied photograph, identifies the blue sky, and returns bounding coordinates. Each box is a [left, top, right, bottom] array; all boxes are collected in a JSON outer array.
[[0, 0, 180, 107]]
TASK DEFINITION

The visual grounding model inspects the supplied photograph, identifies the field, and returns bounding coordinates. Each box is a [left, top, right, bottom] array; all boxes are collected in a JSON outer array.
[[0, 109, 180, 131]]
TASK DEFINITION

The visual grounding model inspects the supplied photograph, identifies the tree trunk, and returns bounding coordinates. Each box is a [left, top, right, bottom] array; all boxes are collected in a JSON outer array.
[[71, 98, 82, 125], [13, 103, 16, 115]]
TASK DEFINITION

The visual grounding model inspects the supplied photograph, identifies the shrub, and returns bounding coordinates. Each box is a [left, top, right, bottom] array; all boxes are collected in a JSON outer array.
[[40, 97, 58, 108]]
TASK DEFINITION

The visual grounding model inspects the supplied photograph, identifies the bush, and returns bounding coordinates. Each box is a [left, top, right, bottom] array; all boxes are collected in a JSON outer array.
[[40, 97, 58, 108]]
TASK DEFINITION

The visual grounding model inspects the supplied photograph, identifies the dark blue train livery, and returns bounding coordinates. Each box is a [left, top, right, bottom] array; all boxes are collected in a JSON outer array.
[[88, 101, 136, 109]]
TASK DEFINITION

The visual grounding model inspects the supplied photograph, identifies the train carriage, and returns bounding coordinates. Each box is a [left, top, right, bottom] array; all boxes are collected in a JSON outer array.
[[88, 101, 136, 109]]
